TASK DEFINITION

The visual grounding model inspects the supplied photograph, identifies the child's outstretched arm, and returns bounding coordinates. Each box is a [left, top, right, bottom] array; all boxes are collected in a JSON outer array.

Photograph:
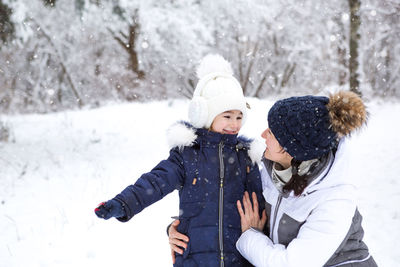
[[94, 147, 185, 222]]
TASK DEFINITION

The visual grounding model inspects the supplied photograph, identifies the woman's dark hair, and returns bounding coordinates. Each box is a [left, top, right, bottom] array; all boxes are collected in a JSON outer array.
[[282, 159, 308, 196], [283, 141, 338, 196]]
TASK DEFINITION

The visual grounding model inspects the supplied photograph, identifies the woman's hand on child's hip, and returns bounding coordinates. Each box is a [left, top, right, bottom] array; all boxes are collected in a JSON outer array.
[[168, 219, 189, 264]]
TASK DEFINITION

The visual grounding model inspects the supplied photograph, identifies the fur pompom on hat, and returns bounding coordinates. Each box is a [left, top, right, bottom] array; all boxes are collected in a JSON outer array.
[[268, 91, 367, 161], [188, 54, 247, 129], [327, 91, 368, 138]]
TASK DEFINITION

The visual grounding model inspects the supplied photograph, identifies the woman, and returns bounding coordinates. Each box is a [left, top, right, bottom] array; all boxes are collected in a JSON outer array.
[[169, 91, 377, 267]]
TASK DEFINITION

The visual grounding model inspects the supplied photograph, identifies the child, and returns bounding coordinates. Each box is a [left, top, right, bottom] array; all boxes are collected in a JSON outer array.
[[94, 54, 264, 267]]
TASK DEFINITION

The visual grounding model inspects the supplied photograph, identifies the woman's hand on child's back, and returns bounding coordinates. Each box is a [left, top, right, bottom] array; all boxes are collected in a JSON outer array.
[[168, 220, 189, 264], [237, 191, 267, 233], [94, 199, 126, 220]]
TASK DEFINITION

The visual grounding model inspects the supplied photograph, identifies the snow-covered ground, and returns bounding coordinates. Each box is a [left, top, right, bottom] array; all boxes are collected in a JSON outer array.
[[1, 98, 399, 267]]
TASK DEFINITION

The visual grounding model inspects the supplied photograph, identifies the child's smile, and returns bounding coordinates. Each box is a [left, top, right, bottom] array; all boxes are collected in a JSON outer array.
[[210, 110, 243, 135]]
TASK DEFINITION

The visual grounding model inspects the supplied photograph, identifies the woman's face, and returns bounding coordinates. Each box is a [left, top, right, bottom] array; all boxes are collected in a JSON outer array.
[[261, 128, 293, 167]]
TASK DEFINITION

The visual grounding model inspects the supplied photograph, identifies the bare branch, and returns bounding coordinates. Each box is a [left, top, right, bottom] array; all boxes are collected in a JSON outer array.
[[242, 42, 259, 93], [281, 63, 296, 88], [29, 18, 83, 107]]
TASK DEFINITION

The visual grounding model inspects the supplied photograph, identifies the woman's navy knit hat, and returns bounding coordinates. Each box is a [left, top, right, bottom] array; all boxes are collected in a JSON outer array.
[[268, 91, 367, 161]]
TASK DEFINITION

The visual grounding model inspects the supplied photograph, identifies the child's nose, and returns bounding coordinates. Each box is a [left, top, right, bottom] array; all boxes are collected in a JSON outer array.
[[231, 120, 240, 129]]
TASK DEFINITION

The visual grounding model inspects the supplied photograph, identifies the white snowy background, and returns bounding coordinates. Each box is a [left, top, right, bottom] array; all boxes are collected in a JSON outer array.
[[1, 97, 399, 267], [1, 0, 399, 113]]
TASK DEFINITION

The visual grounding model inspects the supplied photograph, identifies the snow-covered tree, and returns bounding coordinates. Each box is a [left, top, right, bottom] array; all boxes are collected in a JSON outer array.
[[0, 0, 399, 114], [361, 0, 400, 97]]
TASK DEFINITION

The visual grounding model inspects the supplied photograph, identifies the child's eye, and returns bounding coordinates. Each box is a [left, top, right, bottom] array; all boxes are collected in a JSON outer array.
[[236, 117, 242, 120], [224, 116, 231, 119]]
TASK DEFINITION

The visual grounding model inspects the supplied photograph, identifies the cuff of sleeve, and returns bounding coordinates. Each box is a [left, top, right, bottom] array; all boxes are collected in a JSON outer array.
[[236, 227, 274, 251], [238, 227, 267, 241], [113, 198, 132, 222], [166, 223, 172, 236], [250, 227, 263, 233], [236, 227, 274, 266]]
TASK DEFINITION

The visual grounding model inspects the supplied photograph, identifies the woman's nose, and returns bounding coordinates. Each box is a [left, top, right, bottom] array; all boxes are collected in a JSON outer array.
[[261, 129, 268, 138]]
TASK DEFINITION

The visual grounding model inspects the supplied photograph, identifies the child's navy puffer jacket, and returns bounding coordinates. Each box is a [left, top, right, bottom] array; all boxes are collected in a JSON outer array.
[[113, 122, 264, 267]]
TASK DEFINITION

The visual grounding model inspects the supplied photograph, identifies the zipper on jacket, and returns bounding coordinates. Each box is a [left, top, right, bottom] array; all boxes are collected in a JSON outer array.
[[271, 194, 283, 242], [218, 141, 225, 267]]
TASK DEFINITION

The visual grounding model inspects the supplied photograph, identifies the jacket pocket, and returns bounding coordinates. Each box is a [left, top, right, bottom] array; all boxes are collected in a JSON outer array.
[[178, 201, 205, 259], [179, 201, 205, 219]]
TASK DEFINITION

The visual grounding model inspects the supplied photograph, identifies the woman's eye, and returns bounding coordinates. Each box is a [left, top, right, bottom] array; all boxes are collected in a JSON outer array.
[[236, 117, 242, 120]]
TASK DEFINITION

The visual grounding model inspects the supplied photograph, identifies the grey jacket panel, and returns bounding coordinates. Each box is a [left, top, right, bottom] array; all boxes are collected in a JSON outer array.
[[263, 208, 376, 267], [327, 256, 378, 267], [324, 209, 377, 267], [261, 154, 376, 267], [278, 213, 305, 247]]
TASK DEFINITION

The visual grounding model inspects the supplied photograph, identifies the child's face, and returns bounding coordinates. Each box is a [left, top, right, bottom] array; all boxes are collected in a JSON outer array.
[[210, 110, 243, 135]]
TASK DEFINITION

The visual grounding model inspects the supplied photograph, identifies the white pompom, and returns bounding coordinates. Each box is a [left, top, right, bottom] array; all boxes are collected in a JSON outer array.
[[196, 54, 233, 79]]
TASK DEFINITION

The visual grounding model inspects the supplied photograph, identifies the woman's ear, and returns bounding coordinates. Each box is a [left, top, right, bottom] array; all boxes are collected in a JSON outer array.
[[286, 152, 294, 162], [281, 151, 294, 169]]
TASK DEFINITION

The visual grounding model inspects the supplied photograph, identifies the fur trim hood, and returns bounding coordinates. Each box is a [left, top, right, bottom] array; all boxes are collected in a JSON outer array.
[[166, 121, 264, 165]]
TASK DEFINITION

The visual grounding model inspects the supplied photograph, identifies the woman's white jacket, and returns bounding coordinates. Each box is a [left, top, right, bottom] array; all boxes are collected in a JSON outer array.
[[236, 139, 374, 267]]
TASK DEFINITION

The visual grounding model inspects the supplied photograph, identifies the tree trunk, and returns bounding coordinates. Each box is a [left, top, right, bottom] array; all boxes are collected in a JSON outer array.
[[109, 10, 145, 80], [349, 0, 361, 95]]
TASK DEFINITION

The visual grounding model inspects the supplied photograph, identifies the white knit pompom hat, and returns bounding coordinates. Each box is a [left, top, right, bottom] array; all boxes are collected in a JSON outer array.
[[188, 54, 247, 129]]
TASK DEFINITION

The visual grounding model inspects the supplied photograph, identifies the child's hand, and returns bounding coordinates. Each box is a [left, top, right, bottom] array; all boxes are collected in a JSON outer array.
[[94, 200, 126, 220], [237, 191, 267, 233]]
